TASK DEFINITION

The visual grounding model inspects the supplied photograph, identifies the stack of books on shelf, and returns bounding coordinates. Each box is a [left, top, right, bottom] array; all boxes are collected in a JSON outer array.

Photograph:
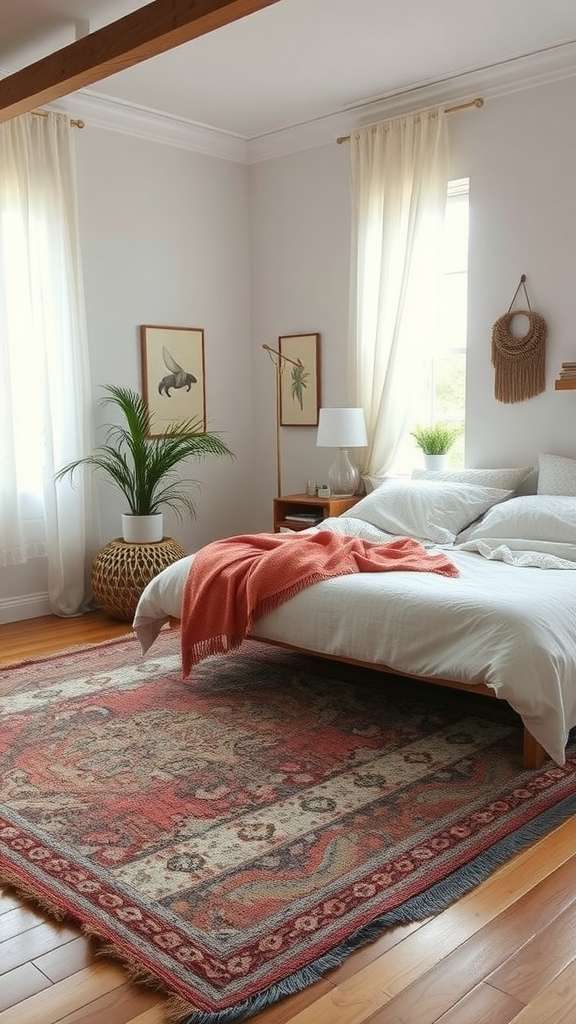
[[284, 513, 323, 525], [557, 361, 576, 380]]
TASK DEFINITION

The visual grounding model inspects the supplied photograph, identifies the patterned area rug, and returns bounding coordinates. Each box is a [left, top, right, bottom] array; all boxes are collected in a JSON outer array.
[[2, 630, 576, 1023]]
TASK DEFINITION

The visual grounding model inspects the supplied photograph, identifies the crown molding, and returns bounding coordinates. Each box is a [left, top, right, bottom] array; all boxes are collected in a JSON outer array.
[[7, 38, 575, 165], [247, 39, 576, 163], [48, 89, 249, 162]]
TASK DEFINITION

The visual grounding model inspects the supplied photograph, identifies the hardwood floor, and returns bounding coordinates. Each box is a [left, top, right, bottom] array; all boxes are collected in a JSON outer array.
[[2, 611, 576, 1023]]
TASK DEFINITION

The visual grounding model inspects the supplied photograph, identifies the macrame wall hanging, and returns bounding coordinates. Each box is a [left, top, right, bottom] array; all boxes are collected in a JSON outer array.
[[491, 275, 547, 404]]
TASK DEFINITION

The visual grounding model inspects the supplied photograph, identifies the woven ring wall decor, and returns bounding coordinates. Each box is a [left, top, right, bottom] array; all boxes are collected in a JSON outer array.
[[491, 274, 547, 404], [491, 310, 547, 361], [491, 311, 547, 405]]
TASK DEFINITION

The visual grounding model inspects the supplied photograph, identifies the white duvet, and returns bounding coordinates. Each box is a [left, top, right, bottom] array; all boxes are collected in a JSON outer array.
[[133, 512, 576, 766]]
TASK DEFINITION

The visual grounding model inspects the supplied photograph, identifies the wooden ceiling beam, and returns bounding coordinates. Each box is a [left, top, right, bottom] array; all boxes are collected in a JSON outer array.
[[0, 0, 281, 124]]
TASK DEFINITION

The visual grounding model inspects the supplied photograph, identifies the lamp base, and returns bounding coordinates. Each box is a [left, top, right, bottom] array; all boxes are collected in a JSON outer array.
[[327, 448, 359, 498]]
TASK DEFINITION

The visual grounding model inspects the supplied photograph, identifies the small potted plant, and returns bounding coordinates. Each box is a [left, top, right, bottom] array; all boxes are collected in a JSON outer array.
[[55, 384, 234, 542], [410, 422, 462, 470]]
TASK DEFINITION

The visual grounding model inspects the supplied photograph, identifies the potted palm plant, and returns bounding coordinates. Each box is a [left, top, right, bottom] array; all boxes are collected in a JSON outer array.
[[55, 384, 234, 542], [410, 422, 462, 470]]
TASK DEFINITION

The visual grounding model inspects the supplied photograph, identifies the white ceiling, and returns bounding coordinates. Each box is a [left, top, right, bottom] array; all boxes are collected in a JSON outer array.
[[1, 0, 576, 141]]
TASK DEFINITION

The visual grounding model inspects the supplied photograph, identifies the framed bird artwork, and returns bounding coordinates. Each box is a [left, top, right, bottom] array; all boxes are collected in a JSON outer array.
[[140, 324, 206, 436]]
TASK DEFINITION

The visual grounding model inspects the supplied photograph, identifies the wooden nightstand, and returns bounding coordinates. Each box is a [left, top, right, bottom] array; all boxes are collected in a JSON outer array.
[[273, 493, 361, 532]]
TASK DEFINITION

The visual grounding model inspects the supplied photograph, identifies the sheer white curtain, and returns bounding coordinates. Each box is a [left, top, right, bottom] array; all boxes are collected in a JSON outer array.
[[0, 111, 100, 615], [348, 107, 448, 478]]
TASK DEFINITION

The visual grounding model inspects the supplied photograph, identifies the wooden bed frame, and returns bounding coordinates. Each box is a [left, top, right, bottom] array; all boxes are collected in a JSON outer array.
[[167, 616, 548, 770], [250, 633, 548, 770]]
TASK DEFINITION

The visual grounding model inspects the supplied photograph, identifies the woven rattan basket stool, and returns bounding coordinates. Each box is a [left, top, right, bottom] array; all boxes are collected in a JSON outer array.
[[92, 537, 187, 621]]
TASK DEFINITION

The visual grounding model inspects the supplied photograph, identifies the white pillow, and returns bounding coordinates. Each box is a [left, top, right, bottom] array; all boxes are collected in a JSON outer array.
[[537, 454, 576, 496], [341, 479, 511, 545], [456, 494, 576, 545], [412, 466, 533, 492]]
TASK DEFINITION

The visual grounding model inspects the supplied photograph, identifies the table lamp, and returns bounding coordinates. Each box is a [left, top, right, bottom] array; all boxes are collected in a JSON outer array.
[[316, 407, 368, 497]]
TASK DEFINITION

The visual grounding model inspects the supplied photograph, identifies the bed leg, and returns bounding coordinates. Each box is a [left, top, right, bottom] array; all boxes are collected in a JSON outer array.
[[523, 729, 547, 770]]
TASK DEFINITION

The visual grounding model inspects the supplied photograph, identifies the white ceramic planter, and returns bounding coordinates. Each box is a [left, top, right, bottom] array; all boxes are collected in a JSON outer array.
[[422, 456, 448, 471], [423, 454, 449, 471], [121, 513, 163, 543]]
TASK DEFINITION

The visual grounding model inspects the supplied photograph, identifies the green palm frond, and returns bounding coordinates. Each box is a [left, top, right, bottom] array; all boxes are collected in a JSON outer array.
[[290, 363, 311, 411], [55, 385, 235, 518]]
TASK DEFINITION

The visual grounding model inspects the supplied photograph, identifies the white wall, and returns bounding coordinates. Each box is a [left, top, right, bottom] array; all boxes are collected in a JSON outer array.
[[250, 75, 576, 505], [76, 128, 255, 547], [249, 143, 352, 517], [2, 72, 576, 621], [1, 127, 255, 621], [451, 77, 576, 467]]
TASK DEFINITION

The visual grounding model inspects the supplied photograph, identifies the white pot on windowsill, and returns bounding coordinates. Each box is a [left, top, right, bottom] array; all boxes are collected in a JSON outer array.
[[423, 454, 449, 471], [121, 513, 163, 544]]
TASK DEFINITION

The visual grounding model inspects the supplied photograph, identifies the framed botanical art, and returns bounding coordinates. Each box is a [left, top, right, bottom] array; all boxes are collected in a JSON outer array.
[[278, 333, 320, 426], [140, 324, 206, 437]]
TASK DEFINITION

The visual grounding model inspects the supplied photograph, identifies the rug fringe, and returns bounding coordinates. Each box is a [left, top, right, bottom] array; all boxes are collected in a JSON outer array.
[[0, 868, 71, 923], [0, 866, 183, 1022], [173, 790, 576, 1024], [4, 792, 576, 1024]]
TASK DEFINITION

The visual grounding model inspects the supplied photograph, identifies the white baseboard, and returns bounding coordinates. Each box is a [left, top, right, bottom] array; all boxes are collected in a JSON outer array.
[[0, 592, 51, 624]]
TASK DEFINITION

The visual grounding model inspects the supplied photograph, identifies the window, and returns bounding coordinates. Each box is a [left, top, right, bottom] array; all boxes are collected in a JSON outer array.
[[395, 177, 469, 472]]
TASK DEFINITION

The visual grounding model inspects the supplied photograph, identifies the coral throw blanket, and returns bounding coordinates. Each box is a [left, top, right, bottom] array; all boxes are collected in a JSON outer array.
[[180, 530, 458, 677]]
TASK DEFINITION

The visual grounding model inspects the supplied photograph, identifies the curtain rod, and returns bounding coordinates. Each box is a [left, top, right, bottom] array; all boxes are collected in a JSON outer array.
[[32, 110, 85, 129], [336, 97, 483, 145]]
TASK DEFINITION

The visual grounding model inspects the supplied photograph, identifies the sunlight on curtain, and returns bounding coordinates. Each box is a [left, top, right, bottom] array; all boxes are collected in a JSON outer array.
[[0, 112, 100, 614], [348, 108, 449, 478]]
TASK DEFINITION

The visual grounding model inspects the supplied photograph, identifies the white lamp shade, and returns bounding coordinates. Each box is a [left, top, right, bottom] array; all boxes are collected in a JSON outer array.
[[316, 407, 368, 448]]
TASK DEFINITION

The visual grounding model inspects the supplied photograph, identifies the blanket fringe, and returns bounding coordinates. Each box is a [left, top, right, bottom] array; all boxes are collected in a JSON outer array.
[[188, 634, 247, 669], [186, 574, 351, 671]]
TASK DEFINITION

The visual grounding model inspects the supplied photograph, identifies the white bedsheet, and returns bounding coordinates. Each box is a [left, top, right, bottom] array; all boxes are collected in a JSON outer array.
[[133, 522, 576, 765]]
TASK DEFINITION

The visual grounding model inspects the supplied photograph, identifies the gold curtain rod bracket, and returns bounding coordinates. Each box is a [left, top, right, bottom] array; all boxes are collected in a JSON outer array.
[[336, 96, 483, 144], [32, 109, 85, 128]]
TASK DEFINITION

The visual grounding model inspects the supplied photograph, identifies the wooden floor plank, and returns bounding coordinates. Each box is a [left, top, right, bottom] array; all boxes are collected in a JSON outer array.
[[243, 977, 336, 1024], [0, 961, 127, 1024], [0, 962, 52, 1012], [124, 1007, 167, 1024], [373, 817, 576, 1000], [0, 612, 133, 667], [55, 980, 164, 1024], [0, 892, 24, 915], [327, 920, 428, 985], [33, 933, 98, 983], [354, 855, 576, 1023], [0, 920, 81, 976], [486, 890, 576, 1003], [507, 959, 576, 1023], [0, 904, 46, 943], [433, 982, 523, 1024]]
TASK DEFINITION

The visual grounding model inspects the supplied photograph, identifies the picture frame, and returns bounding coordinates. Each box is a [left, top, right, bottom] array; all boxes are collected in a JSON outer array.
[[140, 324, 206, 437], [278, 333, 320, 426]]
